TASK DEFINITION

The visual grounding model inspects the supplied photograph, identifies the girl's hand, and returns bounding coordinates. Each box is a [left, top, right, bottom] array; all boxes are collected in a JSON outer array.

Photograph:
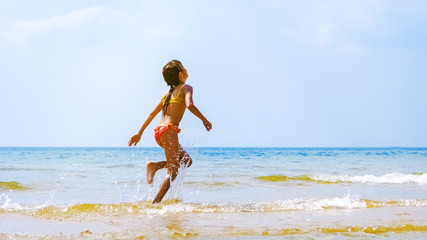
[[128, 134, 141, 146], [203, 120, 212, 132]]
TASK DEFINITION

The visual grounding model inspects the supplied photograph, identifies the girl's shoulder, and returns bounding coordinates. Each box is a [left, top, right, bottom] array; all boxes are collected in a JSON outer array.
[[183, 84, 193, 92]]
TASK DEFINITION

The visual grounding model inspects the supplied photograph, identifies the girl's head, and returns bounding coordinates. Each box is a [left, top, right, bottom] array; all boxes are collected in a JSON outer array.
[[162, 60, 188, 86], [161, 60, 188, 115]]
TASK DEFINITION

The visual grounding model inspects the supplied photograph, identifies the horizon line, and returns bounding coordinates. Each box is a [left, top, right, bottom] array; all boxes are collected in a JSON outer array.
[[1, 146, 427, 149]]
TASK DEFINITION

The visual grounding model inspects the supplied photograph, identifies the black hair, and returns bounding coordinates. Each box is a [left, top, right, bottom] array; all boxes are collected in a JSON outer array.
[[162, 60, 183, 115]]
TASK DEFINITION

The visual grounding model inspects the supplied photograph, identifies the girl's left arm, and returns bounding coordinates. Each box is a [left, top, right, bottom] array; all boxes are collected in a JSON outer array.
[[184, 85, 212, 131], [128, 100, 163, 146]]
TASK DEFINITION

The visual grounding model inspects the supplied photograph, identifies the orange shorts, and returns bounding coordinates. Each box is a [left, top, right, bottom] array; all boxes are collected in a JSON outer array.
[[154, 124, 181, 142]]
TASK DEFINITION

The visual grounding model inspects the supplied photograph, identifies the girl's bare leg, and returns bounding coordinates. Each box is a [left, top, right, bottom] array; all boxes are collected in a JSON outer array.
[[147, 145, 192, 184], [179, 145, 192, 167], [146, 161, 166, 184], [153, 131, 180, 203]]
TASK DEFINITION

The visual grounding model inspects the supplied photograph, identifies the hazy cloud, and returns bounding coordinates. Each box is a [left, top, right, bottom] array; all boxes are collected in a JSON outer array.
[[0, 6, 119, 42]]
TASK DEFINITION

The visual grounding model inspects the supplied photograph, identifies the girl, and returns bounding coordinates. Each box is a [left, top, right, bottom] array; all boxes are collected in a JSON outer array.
[[128, 60, 212, 203]]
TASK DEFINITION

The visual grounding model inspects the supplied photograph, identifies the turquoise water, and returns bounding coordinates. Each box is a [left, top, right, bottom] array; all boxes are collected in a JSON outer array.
[[1, 147, 427, 239]]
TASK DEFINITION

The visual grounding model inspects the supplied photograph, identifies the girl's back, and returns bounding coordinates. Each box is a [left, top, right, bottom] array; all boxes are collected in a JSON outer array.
[[159, 83, 188, 126]]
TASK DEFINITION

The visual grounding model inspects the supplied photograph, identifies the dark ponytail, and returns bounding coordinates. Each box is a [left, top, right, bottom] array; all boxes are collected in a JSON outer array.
[[162, 60, 182, 115]]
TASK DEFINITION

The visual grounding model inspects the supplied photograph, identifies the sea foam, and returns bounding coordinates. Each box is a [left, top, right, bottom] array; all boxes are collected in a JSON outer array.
[[257, 173, 427, 185], [2, 195, 426, 217]]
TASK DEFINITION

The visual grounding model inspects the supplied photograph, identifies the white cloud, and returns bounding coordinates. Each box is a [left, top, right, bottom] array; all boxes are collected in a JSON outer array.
[[0, 6, 119, 42], [276, 1, 380, 48]]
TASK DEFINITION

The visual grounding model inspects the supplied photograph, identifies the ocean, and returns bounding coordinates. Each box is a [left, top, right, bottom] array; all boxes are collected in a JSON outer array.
[[1, 147, 426, 239]]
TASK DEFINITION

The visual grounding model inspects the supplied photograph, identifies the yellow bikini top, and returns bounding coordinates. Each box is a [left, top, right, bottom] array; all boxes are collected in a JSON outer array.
[[163, 84, 186, 105]]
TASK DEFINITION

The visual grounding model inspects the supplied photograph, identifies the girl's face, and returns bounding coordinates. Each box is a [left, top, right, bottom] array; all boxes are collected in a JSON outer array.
[[178, 64, 188, 83]]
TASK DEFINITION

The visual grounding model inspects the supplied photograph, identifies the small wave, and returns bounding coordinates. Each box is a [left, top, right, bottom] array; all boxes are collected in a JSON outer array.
[[184, 181, 240, 188], [0, 181, 29, 190], [263, 224, 427, 236], [2, 196, 426, 218], [225, 224, 427, 236], [363, 199, 427, 208], [257, 173, 427, 185], [256, 175, 346, 184]]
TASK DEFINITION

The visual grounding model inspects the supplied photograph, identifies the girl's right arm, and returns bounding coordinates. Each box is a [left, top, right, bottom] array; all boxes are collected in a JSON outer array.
[[128, 100, 163, 146], [184, 85, 212, 131]]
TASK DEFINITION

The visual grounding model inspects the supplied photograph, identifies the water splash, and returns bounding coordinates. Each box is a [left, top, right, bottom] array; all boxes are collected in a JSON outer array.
[[0, 193, 22, 210], [42, 171, 70, 207], [101, 169, 124, 202], [164, 163, 189, 201], [41, 162, 83, 207]]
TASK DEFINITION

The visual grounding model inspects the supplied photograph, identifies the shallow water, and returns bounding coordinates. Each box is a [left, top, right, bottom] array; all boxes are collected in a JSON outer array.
[[1, 147, 426, 239]]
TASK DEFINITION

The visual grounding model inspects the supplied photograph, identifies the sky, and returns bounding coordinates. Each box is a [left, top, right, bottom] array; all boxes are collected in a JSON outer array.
[[0, 0, 426, 147]]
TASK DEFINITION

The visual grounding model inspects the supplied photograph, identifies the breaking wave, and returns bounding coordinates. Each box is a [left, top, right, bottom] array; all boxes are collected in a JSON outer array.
[[257, 173, 427, 185], [1, 194, 426, 218]]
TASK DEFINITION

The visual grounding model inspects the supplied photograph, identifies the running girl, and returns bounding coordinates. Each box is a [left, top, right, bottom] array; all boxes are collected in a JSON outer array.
[[128, 60, 212, 203]]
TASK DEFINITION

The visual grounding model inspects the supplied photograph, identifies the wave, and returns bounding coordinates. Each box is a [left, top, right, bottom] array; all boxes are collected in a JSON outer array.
[[1, 195, 426, 218], [0, 181, 28, 190], [257, 173, 427, 185], [225, 225, 427, 236], [184, 181, 240, 188]]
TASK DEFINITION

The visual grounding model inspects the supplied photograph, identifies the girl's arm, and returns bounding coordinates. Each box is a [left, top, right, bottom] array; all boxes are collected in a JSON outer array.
[[128, 100, 163, 146], [185, 85, 212, 131]]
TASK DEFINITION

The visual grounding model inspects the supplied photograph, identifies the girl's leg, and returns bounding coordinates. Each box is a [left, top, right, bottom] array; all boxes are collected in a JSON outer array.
[[146, 135, 171, 184], [153, 131, 180, 203], [146, 161, 166, 184], [147, 145, 192, 184], [179, 145, 192, 167]]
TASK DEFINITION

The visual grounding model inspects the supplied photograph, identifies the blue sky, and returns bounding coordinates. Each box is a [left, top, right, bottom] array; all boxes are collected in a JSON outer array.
[[1, 0, 426, 147]]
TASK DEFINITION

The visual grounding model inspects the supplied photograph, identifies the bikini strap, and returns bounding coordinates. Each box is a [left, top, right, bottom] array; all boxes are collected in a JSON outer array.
[[176, 84, 186, 97]]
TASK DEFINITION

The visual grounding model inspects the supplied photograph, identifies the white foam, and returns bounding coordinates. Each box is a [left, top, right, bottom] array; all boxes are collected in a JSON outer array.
[[312, 173, 427, 184], [0, 193, 23, 210], [2, 195, 426, 216], [149, 194, 368, 214], [151, 195, 427, 214], [270, 194, 365, 211]]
